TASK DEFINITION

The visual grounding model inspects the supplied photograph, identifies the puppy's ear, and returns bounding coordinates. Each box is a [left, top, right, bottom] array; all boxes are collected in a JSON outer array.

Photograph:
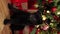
[[8, 3, 15, 13], [8, 4, 13, 9]]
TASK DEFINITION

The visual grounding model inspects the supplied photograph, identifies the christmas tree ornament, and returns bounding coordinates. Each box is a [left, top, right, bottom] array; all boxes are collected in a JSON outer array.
[[58, 16, 60, 22], [50, 23, 54, 28], [57, 31, 60, 34], [50, 23, 53, 26], [46, 10, 51, 13], [41, 23, 49, 30], [42, 15, 47, 21], [51, 7, 57, 13], [48, 0, 53, 3], [53, 15, 59, 21], [36, 28, 40, 34]]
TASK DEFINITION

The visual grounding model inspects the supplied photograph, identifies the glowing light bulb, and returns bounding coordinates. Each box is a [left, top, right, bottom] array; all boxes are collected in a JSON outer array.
[[47, 10, 50, 13], [51, 20, 54, 22], [34, 4, 39, 8], [57, 12, 60, 15], [50, 23, 53, 26], [35, 25, 39, 28], [42, 15, 47, 20]]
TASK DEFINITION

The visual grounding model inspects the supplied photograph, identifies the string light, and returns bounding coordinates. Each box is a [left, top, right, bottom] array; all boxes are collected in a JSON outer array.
[[47, 10, 50, 13], [35, 25, 40, 28], [51, 20, 54, 22], [34, 4, 39, 8], [50, 23, 53, 26], [57, 11, 60, 15]]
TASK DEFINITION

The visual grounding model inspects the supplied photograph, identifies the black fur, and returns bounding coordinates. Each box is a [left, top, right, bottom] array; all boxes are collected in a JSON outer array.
[[7, 4, 42, 34], [8, 4, 42, 25]]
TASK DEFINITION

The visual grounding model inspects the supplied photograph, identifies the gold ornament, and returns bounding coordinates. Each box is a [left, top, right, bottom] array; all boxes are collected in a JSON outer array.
[[42, 15, 47, 20], [50, 23, 53, 26]]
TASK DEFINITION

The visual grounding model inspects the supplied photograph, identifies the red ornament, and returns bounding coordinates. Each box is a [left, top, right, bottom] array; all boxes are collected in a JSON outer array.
[[51, 7, 57, 13], [29, 26, 34, 34], [58, 17, 60, 22], [57, 31, 60, 34], [48, 0, 53, 3], [36, 28, 40, 34], [53, 15, 59, 21], [41, 24, 49, 31]]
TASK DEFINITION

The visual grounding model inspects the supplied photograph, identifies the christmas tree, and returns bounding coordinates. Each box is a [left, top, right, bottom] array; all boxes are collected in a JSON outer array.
[[30, 0, 60, 34]]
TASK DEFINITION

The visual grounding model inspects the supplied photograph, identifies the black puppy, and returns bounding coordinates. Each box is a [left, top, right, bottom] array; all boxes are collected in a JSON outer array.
[[4, 4, 42, 34], [8, 4, 42, 25]]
